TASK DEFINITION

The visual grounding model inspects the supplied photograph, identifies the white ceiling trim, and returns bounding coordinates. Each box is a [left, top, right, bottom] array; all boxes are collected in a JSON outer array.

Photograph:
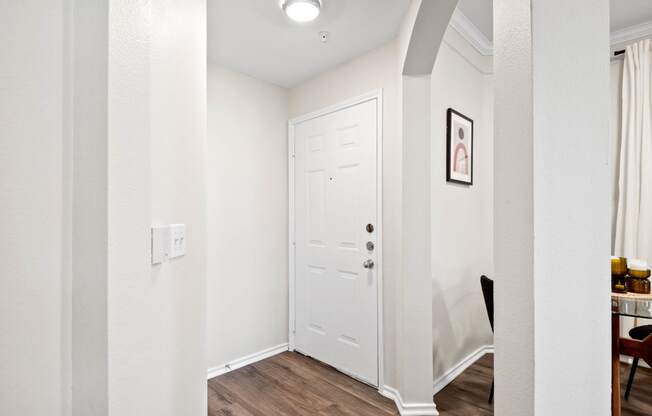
[[611, 20, 652, 47], [451, 11, 652, 57], [449, 9, 493, 56]]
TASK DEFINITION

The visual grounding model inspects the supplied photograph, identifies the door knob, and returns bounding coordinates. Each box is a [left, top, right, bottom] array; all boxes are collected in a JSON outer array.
[[363, 259, 374, 269]]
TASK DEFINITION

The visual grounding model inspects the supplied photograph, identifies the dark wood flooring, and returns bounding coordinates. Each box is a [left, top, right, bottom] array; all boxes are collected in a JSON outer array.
[[433, 353, 652, 416], [619, 360, 652, 416], [434, 353, 494, 415], [207, 351, 652, 416], [208, 352, 398, 416]]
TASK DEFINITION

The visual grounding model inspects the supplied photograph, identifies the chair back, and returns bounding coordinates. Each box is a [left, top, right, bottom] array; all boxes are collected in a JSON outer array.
[[480, 275, 494, 332]]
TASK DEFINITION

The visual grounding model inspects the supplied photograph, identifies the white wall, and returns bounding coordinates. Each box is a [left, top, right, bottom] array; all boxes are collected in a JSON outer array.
[[289, 40, 402, 389], [494, 0, 611, 414], [206, 64, 289, 372], [0, 0, 206, 416], [430, 28, 494, 384], [0, 2, 70, 415], [106, 1, 207, 414], [531, 1, 611, 411], [3, 2, 208, 415], [72, 1, 108, 414]]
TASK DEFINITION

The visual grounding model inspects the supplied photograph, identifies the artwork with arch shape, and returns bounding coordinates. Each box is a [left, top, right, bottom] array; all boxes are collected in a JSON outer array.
[[446, 108, 474, 185]]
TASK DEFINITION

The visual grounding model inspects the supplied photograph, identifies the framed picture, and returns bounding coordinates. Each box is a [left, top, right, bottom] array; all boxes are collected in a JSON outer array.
[[446, 108, 474, 185]]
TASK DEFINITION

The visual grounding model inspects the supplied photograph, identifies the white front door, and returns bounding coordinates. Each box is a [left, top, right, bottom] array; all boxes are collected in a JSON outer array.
[[293, 98, 379, 386]]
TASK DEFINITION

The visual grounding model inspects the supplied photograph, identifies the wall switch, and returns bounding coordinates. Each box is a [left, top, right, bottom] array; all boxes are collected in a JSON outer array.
[[151, 226, 169, 265], [169, 224, 186, 259]]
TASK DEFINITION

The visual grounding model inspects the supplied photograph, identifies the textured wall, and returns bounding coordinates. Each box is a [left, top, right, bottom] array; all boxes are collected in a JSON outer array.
[[0, 2, 68, 415], [206, 64, 289, 373]]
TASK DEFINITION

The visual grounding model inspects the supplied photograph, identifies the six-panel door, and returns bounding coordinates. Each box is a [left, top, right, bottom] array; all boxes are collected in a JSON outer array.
[[294, 99, 378, 386]]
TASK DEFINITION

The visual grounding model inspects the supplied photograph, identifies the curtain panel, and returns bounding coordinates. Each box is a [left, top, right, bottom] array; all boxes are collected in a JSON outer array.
[[615, 39, 652, 261]]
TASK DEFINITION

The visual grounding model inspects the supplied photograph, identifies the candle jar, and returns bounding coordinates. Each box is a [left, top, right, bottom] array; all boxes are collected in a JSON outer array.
[[612, 274, 628, 293], [612, 257, 628, 275], [628, 277, 651, 294], [628, 268, 651, 294]]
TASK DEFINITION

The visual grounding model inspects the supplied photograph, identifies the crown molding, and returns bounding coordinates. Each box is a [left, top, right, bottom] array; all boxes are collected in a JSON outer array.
[[449, 9, 493, 56], [450, 11, 652, 57], [441, 29, 493, 75], [611, 20, 652, 47]]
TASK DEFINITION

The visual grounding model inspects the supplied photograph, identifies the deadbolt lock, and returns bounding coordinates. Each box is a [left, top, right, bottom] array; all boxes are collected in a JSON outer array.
[[366, 241, 375, 251], [366, 223, 374, 233]]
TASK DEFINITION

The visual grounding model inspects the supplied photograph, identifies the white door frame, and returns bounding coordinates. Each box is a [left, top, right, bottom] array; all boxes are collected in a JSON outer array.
[[288, 89, 384, 390]]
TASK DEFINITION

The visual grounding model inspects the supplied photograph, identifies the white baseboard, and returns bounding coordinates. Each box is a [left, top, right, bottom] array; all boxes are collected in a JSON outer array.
[[207, 343, 289, 380], [380, 385, 439, 416], [433, 345, 494, 395]]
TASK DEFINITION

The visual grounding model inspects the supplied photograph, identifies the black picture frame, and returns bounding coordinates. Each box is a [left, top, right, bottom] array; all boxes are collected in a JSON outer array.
[[446, 108, 474, 185]]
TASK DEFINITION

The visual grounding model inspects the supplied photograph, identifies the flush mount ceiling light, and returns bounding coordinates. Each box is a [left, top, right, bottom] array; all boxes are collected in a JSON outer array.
[[282, 0, 321, 23]]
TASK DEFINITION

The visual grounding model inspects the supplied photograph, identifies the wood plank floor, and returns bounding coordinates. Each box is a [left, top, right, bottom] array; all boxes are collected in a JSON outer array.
[[434, 353, 493, 415], [619, 360, 652, 416], [434, 353, 652, 416], [207, 351, 652, 416], [208, 352, 398, 416]]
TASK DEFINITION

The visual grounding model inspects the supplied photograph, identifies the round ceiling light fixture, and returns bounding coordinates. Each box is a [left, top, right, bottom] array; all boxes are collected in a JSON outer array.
[[282, 0, 321, 23]]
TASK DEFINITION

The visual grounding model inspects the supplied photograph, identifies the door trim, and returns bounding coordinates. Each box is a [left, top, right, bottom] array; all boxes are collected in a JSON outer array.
[[288, 89, 384, 390]]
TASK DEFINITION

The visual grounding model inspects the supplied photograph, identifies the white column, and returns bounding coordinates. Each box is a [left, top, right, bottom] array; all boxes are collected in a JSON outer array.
[[70, 1, 208, 415], [399, 75, 436, 413], [494, 0, 611, 414], [72, 1, 109, 415], [395, 1, 458, 413], [0, 2, 69, 415], [106, 1, 207, 415]]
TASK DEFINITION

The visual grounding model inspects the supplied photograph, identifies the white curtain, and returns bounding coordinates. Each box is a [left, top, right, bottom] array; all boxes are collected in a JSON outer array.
[[615, 39, 652, 262]]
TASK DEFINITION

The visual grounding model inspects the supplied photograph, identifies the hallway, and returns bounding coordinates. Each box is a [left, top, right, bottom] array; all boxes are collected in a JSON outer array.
[[2, 1, 646, 415]]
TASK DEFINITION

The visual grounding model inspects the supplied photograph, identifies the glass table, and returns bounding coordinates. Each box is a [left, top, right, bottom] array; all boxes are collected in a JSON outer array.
[[612, 292, 652, 416]]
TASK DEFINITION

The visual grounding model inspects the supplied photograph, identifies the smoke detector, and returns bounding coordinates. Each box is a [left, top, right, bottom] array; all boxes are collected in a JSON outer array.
[[319, 31, 330, 43]]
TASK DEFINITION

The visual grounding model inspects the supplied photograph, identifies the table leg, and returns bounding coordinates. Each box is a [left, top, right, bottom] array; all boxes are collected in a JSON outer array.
[[612, 314, 621, 416]]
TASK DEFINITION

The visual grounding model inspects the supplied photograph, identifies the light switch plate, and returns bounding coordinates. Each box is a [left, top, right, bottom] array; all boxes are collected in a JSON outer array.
[[151, 226, 169, 265], [169, 224, 186, 259]]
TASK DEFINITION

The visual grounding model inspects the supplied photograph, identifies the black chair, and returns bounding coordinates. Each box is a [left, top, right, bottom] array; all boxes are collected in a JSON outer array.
[[480, 275, 494, 404], [624, 324, 652, 400]]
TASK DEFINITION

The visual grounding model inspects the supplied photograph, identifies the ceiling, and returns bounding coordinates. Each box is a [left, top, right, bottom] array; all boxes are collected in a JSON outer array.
[[208, 0, 410, 88], [208, 0, 652, 88], [611, 0, 652, 34], [456, 0, 652, 42]]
